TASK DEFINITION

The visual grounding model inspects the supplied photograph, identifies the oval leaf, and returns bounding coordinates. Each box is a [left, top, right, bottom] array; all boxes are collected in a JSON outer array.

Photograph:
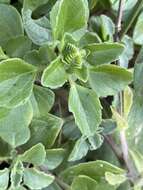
[[24, 168, 54, 190], [19, 143, 46, 166], [42, 57, 68, 89], [85, 43, 124, 65], [69, 83, 102, 136], [0, 103, 33, 147], [0, 58, 37, 108], [0, 4, 23, 46], [89, 64, 133, 97], [50, 0, 89, 40]]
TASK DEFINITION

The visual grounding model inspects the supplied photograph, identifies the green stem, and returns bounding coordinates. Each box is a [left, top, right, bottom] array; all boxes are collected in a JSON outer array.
[[120, 0, 143, 39]]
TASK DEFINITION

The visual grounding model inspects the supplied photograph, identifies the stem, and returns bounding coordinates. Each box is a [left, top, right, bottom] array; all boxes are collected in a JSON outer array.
[[120, 0, 143, 39], [114, 0, 125, 41], [114, 0, 137, 180], [104, 135, 123, 162], [55, 176, 70, 190]]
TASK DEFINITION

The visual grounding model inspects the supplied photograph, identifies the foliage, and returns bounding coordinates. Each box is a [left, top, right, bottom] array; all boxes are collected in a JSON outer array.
[[0, 0, 143, 189]]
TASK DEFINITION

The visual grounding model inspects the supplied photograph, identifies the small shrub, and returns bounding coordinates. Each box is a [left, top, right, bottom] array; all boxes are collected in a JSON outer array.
[[0, 0, 143, 189]]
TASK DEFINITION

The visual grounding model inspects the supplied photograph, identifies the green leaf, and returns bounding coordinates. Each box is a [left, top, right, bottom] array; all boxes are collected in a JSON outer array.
[[43, 182, 62, 190], [95, 180, 117, 190], [11, 186, 27, 190], [24, 44, 56, 67], [0, 58, 37, 108], [19, 143, 46, 166], [123, 87, 133, 118], [0, 47, 8, 60], [30, 85, 55, 117], [23, 114, 63, 149], [0, 4, 23, 47], [69, 83, 102, 137], [88, 133, 104, 150], [0, 0, 10, 3], [0, 102, 33, 147], [119, 35, 134, 68], [71, 175, 97, 190], [4, 36, 32, 58], [89, 15, 115, 41], [78, 31, 101, 48], [50, 0, 89, 40], [44, 148, 65, 170], [105, 172, 126, 186], [68, 137, 89, 162], [22, 12, 52, 46], [88, 0, 99, 10], [0, 138, 11, 160], [133, 12, 143, 45], [75, 65, 89, 82], [63, 118, 81, 140], [60, 160, 125, 184], [112, 108, 128, 130], [24, 168, 54, 190], [22, 0, 52, 45], [0, 168, 9, 190], [130, 149, 143, 174], [42, 57, 68, 89], [127, 63, 143, 154], [10, 161, 24, 188], [117, 181, 131, 190], [23, 0, 50, 10], [85, 43, 124, 65], [89, 64, 132, 97]]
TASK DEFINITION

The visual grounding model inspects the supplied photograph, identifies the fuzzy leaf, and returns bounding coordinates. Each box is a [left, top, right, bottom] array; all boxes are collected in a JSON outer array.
[[133, 12, 143, 45], [0, 4, 23, 47], [22, 0, 52, 45], [23, 114, 63, 149], [71, 175, 97, 190], [105, 172, 126, 186], [4, 36, 32, 58], [50, 0, 89, 40], [69, 83, 102, 136], [10, 161, 24, 188], [42, 57, 68, 89], [0, 47, 8, 60], [89, 14, 115, 41], [31, 85, 55, 117], [127, 63, 143, 154], [60, 160, 125, 184], [24, 168, 54, 190], [68, 137, 89, 162], [112, 108, 128, 130], [88, 134, 104, 150], [20, 143, 46, 166], [89, 64, 132, 97], [0, 168, 9, 190], [130, 150, 143, 174], [123, 87, 133, 118], [0, 58, 36, 108], [0, 103, 33, 147], [85, 43, 124, 65], [44, 149, 65, 170], [119, 35, 134, 68]]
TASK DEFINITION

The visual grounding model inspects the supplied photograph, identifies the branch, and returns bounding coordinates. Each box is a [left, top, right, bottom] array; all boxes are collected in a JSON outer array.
[[121, 0, 143, 39], [104, 135, 123, 162], [114, 0, 137, 181], [114, 0, 125, 41]]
